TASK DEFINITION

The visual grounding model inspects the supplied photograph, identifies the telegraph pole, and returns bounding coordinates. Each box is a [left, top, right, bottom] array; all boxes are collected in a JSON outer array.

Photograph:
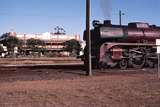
[[119, 10, 125, 26], [86, 0, 92, 76]]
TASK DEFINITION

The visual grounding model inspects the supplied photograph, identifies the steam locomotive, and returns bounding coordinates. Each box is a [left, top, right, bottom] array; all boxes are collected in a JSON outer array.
[[83, 20, 160, 69]]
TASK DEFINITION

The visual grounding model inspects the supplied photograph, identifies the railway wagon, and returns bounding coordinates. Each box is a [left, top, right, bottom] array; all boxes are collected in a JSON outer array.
[[83, 20, 160, 69]]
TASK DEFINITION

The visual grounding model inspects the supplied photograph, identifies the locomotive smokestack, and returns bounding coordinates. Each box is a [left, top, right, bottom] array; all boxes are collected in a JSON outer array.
[[100, 0, 111, 20], [104, 20, 111, 25]]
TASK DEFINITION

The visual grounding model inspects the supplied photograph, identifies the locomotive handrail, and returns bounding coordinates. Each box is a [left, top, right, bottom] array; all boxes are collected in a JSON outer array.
[[104, 42, 156, 47]]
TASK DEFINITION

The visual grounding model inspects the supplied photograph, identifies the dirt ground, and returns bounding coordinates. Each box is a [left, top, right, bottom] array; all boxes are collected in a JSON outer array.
[[0, 67, 160, 107]]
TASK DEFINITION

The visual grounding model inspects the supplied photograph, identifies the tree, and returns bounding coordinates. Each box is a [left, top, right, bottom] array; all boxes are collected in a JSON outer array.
[[26, 38, 45, 55], [27, 38, 45, 47], [17, 40, 25, 55], [0, 33, 20, 56], [0, 45, 4, 53], [63, 39, 81, 56]]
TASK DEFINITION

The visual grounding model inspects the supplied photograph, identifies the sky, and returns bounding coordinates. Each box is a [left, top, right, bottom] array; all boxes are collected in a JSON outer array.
[[0, 0, 160, 39]]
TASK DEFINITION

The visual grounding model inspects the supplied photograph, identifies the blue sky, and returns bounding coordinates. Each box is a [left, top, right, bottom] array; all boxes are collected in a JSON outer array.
[[0, 0, 160, 39]]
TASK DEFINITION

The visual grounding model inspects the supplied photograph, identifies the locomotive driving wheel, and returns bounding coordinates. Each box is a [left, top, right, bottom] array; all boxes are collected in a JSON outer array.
[[119, 58, 128, 70], [129, 49, 146, 69]]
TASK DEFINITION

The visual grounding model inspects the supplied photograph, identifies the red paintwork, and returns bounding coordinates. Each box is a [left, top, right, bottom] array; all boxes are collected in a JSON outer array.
[[127, 28, 160, 42], [99, 43, 123, 62], [111, 48, 123, 60]]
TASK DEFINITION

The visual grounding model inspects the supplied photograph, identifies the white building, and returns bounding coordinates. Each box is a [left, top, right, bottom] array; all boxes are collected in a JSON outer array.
[[14, 32, 80, 52]]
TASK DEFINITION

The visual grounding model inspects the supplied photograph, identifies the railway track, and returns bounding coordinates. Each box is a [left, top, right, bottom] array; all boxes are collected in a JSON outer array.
[[0, 63, 84, 70], [0, 57, 157, 73]]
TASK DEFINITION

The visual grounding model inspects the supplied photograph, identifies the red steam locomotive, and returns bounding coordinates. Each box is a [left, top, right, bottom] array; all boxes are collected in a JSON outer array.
[[83, 20, 160, 69]]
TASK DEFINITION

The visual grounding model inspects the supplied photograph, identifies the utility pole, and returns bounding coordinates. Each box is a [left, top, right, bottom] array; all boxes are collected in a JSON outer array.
[[86, 0, 92, 76], [119, 10, 125, 26]]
